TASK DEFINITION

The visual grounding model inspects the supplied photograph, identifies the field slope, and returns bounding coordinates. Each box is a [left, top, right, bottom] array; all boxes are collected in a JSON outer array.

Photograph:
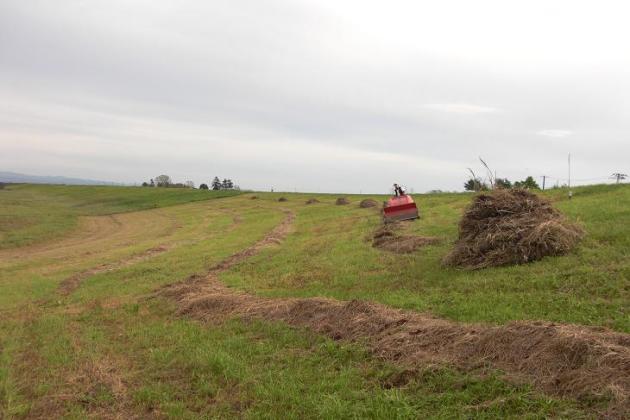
[[0, 183, 628, 418]]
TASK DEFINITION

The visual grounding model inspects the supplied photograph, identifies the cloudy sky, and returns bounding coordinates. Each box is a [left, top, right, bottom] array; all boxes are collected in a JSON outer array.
[[1, 0, 629, 192]]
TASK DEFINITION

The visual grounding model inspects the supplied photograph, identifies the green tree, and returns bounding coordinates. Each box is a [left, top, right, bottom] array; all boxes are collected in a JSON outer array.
[[199, 183, 209, 190], [514, 176, 539, 189], [211, 177, 222, 190], [464, 178, 488, 191], [155, 174, 172, 187], [495, 178, 512, 189]]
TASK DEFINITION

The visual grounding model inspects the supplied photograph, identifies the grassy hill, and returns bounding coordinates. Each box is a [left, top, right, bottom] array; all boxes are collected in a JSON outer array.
[[0, 183, 628, 418], [0, 184, 241, 249]]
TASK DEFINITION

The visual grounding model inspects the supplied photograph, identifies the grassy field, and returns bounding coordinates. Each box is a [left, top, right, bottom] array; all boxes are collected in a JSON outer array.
[[225, 186, 629, 331], [0, 184, 240, 250], [0, 183, 628, 418]]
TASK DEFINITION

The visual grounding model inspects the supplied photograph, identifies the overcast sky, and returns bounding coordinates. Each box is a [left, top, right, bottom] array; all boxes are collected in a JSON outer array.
[[1, 0, 629, 192]]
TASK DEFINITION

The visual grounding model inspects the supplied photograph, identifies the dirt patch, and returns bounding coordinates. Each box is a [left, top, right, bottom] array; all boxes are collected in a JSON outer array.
[[336, 197, 350, 205], [359, 199, 378, 208], [443, 189, 584, 269], [372, 224, 439, 254], [157, 208, 629, 416], [278, 197, 288, 202], [305, 198, 320, 205], [59, 245, 170, 296]]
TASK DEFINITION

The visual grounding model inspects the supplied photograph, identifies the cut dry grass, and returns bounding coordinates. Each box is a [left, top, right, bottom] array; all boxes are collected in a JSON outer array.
[[175, 291, 630, 417], [443, 189, 584, 269], [372, 223, 440, 254]]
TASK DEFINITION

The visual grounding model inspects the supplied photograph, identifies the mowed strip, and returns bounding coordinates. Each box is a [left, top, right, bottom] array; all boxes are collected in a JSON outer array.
[[0, 199, 241, 307], [57, 205, 247, 296]]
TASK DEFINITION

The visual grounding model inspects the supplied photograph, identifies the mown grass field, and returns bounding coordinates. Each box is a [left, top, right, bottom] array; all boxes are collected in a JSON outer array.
[[0, 183, 628, 418]]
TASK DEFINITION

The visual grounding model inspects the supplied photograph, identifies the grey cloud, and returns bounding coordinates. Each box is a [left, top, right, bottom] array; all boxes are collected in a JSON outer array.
[[1, 0, 629, 192]]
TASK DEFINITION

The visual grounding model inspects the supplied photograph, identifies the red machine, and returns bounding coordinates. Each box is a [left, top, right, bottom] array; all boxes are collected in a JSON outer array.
[[383, 194, 419, 223]]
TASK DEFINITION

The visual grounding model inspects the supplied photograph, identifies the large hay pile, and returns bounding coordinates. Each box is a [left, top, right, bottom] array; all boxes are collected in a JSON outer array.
[[278, 197, 288, 202], [336, 197, 350, 205], [305, 198, 320, 204], [443, 189, 583, 269]]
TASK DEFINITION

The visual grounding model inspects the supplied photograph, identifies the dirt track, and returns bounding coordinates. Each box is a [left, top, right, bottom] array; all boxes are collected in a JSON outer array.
[[159, 210, 630, 417], [56, 208, 244, 296]]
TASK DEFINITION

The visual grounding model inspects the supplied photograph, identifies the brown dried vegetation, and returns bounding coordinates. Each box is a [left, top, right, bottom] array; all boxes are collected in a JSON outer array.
[[443, 189, 584, 269], [158, 209, 629, 417], [372, 223, 439, 254]]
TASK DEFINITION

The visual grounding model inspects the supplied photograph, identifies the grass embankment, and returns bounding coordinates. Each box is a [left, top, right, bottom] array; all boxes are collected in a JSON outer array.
[[0, 184, 627, 417]]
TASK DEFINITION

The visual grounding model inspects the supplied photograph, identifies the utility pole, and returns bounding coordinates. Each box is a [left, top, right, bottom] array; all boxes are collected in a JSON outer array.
[[569, 153, 573, 200], [611, 173, 628, 184], [541, 175, 548, 191]]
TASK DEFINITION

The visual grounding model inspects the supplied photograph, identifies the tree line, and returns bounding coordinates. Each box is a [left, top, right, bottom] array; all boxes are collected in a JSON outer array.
[[464, 158, 543, 192], [141, 175, 238, 190], [200, 177, 235, 190], [464, 175, 540, 191]]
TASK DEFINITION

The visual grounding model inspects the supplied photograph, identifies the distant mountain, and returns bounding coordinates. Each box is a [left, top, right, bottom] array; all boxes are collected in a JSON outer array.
[[0, 171, 119, 186]]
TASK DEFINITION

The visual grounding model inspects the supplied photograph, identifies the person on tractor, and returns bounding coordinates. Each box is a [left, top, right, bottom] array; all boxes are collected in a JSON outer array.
[[393, 183, 405, 197]]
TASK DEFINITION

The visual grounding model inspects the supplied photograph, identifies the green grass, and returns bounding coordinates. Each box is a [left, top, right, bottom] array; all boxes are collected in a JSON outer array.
[[0, 184, 240, 249], [223, 185, 630, 332], [0, 183, 627, 417]]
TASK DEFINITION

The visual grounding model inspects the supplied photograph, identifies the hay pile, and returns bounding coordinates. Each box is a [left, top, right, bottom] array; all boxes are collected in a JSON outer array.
[[250, 195, 258, 200], [443, 189, 583, 269], [305, 198, 320, 204], [336, 197, 350, 205], [278, 197, 288, 202], [373, 224, 439, 254], [359, 199, 378, 208]]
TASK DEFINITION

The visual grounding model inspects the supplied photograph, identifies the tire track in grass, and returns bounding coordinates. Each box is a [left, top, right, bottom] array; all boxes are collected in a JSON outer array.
[[58, 245, 171, 296], [158, 209, 629, 418], [47, 208, 248, 417], [56, 206, 243, 296]]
